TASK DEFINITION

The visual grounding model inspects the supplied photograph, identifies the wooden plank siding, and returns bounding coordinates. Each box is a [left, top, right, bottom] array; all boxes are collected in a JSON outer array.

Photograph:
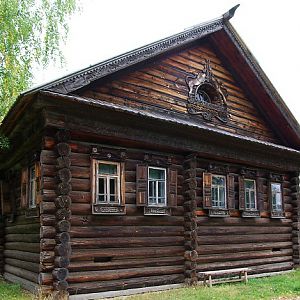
[[78, 42, 281, 145]]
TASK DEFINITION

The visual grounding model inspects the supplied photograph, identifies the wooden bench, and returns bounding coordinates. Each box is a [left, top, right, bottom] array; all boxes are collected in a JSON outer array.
[[199, 268, 250, 287]]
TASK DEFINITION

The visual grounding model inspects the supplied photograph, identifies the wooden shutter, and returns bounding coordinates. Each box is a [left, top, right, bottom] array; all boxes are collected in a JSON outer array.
[[136, 165, 148, 206], [256, 177, 264, 211], [1, 180, 12, 215], [21, 167, 28, 208], [238, 176, 245, 210], [168, 169, 177, 207], [35, 162, 42, 205], [120, 162, 126, 206], [203, 172, 212, 208], [227, 174, 235, 209], [91, 159, 97, 205]]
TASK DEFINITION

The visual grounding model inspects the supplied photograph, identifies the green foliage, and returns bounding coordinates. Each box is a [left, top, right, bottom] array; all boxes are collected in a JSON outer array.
[[0, 0, 78, 124], [0, 279, 32, 300], [121, 270, 300, 300], [0, 134, 9, 149]]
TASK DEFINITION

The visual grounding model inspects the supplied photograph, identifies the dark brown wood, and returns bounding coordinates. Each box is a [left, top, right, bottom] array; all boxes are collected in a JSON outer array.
[[52, 268, 69, 281]]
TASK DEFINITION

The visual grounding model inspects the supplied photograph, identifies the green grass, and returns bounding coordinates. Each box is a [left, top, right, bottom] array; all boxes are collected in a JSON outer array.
[[0, 279, 32, 300], [118, 270, 300, 300], [0, 270, 299, 300]]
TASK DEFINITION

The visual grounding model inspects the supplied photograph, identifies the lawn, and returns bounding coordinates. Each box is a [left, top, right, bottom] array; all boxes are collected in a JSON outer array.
[[117, 270, 300, 300], [0, 279, 32, 300], [0, 270, 299, 300]]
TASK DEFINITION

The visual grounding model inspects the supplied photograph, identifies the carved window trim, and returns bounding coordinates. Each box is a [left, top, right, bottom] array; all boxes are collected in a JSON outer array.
[[91, 159, 126, 215]]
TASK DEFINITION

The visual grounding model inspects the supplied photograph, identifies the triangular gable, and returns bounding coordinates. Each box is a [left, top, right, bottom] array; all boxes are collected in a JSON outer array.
[[2, 5, 300, 150], [75, 41, 281, 145]]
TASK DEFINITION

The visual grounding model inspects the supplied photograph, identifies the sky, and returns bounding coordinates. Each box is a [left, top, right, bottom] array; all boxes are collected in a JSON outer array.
[[33, 0, 300, 123]]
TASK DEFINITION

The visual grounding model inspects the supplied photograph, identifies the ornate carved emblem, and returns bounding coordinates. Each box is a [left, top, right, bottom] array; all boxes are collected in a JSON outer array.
[[186, 59, 229, 123]]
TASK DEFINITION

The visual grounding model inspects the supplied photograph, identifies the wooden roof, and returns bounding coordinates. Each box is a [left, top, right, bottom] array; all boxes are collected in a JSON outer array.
[[2, 5, 300, 151]]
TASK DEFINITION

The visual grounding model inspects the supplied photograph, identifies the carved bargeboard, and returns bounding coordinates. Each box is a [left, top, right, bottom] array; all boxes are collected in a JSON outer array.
[[186, 59, 229, 123]]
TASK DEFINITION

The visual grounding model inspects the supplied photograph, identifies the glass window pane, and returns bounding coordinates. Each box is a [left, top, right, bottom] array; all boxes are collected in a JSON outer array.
[[98, 195, 105, 202], [149, 168, 165, 180], [219, 187, 225, 208], [158, 181, 165, 198], [212, 176, 225, 186], [245, 179, 254, 189], [98, 178, 105, 194], [110, 178, 117, 195], [99, 163, 117, 175], [149, 181, 155, 198]]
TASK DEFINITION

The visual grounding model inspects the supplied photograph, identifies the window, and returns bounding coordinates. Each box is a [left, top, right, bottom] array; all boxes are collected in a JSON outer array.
[[148, 167, 166, 207], [271, 183, 282, 211], [244, 179, 256, 210], [96, 162, 120, 204], [92, 159, 125, 215], [28, 165, 36, 208], [211, 175, 226, 208]]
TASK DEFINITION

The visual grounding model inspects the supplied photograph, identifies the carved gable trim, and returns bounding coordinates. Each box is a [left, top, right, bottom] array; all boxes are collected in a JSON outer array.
[[186, 59, 229, 123]]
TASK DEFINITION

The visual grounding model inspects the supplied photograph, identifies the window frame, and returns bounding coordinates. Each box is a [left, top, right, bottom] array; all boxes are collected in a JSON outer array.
[[147, 166, 167, 207], [91, 159, 125, 215], [28, 165, 37, 209], [95, 161, 121, 205], [244, 178, 257, 211], [270, 182, 283, 212], [211, 174, 227, 209]]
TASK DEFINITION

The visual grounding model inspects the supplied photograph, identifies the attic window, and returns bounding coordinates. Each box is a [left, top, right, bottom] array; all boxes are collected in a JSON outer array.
[[186, 59, 229, 123]]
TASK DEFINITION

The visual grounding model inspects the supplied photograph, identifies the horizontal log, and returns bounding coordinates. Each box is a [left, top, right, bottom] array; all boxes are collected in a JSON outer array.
[[70, 215, 184, 227], [197, 248, 293, 263], [197, 226, 292, 235], [68, 265, 184, 283], [198, 233, 292, 245], [5, 242, 40, 253], [68, 256, 184, 272], [71, 246, 184, 261], [4, 250, 39, 263], [41, 239, 56, 251], [196, 256, 292, 272], [5, 234, 40, 243], [4, 264, 38, 283], [197, 216, 292, 226], [68, 273, 184, 294], [5, 272, 39, 295], [40, 201, 56, 214], [70, 226, 184, 238], [40, 226, 56, 238], [5, 258, 39, 273], [71, 236, 184, 249], [5, 223, 40, 234], [197, 241, 293, 255], [58, 168, 72, 183], [38, 272, 53, 285], [40, 251, 55, 264]]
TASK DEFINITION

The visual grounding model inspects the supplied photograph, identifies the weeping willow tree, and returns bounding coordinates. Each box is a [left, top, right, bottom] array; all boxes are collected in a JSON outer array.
[[0, 0, 78, 149]]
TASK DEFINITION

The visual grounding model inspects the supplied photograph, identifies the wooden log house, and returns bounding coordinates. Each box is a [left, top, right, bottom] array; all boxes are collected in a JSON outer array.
[[0, 5, 300, 299]]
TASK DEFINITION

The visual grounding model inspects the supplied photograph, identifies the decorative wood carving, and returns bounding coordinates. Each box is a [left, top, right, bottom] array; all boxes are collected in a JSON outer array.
[[186, 59, 229, 123]]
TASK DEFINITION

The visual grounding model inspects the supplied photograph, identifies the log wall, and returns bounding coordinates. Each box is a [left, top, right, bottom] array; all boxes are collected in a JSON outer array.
[[41, 132, 185, 295], [3, 173, 40, 293], [79, 42, 281, 145], [195, 159, 294, 276]]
